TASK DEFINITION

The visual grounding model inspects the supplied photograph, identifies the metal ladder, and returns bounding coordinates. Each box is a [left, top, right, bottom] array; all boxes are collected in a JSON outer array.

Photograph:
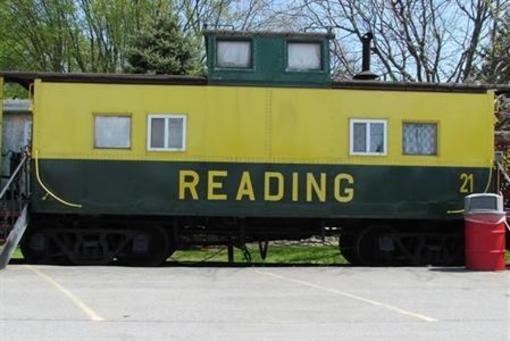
[[0, 150, 31, 270]]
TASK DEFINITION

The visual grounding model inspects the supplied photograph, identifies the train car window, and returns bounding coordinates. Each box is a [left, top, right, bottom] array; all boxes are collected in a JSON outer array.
[[349, 119, 387, 155], [403, 123, 437, 155], [217, 40, 252, 68], [287, 42, 322, 71], [94, 115, 131, 149], [147, 114, 186, 151], [151, 118, 165, 148]]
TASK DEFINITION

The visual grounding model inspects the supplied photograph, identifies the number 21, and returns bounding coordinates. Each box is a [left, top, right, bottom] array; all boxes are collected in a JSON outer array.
[[459, 173, 474, 193]]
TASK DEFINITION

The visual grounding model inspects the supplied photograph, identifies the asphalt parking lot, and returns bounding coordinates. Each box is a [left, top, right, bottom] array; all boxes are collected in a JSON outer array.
[[0, 264, 508, 341]]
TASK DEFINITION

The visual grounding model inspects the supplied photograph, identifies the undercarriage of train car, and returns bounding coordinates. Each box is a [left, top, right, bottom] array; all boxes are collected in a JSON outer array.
[[18, 212, 467, 267]]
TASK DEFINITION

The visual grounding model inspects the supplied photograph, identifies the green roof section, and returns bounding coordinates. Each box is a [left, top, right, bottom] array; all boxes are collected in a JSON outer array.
[[204, 30, 334, 87]]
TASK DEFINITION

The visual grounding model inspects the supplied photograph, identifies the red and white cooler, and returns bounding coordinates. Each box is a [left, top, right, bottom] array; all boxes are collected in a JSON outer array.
[[464, 193, 507, 271]]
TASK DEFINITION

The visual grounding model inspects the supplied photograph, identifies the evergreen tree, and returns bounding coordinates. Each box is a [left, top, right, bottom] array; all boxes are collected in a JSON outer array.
[[124, 13, 198, 75]]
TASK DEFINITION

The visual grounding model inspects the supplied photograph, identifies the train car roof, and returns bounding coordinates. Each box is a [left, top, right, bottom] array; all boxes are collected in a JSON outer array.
[[1, 70, 509, 94], [331, 79, 502, 94], [202, 29, 335, 39], [0, 71, 207, 88]]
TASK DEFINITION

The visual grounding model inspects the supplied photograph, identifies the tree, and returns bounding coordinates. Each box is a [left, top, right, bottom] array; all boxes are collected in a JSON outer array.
[[0, 0, 166, 73], [0, 0, 78, 72], [174, 0, 291, 66], [478, 9, 510, 83], [0, 0, 288, 75], [124, 13, 198, 75], [289, 0, 504, 82], [76, 0, 170, 72]]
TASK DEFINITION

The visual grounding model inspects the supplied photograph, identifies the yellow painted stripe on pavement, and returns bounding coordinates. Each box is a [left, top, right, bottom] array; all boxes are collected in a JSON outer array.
[[254, 269, 438, 323], [26, 265, 104, 321]]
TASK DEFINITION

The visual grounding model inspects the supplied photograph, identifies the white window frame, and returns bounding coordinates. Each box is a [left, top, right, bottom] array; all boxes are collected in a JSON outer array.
[[147, 114, 187, 151], [349, 119, 388, 156]]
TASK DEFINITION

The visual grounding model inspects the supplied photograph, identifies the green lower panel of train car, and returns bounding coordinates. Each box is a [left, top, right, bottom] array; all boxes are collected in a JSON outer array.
[[31, 159, 491, 219]]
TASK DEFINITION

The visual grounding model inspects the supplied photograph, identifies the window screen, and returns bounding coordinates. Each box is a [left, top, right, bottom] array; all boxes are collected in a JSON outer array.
[[217, 40, 251, 68], [287, 42, 322, 70], [94, 115, 131, 149], [403, 123, 437, 155], [148, 115, 186, 151], [350, 120, 387, 155], [167, 117, 184, 149]]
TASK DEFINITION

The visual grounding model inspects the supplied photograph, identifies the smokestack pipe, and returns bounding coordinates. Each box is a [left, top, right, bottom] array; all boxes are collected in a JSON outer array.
[[353, 32, 378, 80], [361, 32, 373, 72]]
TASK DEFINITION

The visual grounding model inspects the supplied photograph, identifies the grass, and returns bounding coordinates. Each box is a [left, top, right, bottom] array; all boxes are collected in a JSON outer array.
[[12, 247, 23, 259], [170, 243, 347, 265], [10, 245, 510, 265], [10, 243, 347, 265]]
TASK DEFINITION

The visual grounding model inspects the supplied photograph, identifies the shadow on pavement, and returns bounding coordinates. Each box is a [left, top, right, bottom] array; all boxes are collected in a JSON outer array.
[[162, 261, 350, 268], [8, 258, 351, 268], [428, 265, 510, 273], [11, 258, 508, 269]]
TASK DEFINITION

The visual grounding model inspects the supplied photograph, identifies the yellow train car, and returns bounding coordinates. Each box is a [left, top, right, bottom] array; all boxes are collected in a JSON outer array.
[[0, 30, 498, 266]]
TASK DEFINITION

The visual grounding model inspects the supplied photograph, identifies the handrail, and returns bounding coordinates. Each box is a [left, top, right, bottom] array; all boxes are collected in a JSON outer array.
[[0, 153, 28, 200], [0, 149, 31, 252], [0, 205, 28, 270], [34, 149, 82, 208], [497, 161, 510, 185]]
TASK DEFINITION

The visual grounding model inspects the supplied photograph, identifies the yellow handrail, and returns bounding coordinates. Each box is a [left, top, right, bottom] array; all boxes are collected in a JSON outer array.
[[34, 150, 83, 208], [482, 163, 494, 193]]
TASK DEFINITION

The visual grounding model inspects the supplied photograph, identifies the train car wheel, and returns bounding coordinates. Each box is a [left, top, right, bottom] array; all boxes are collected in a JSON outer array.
[[355, 225, 399, 266], [20, 227, 67, 264], [117, 226, 170, 267]]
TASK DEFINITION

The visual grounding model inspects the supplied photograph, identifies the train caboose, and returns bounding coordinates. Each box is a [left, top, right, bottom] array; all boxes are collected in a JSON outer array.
[[0, 30, 501, 266]]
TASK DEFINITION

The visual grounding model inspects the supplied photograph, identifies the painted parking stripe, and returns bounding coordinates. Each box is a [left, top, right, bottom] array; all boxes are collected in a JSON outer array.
[[25, 265, 104, 322], [253, 269, 437, 322]]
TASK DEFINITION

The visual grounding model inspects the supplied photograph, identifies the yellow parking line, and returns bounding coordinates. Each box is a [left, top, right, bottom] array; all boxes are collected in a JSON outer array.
[[25, 265, 104, 321], [3, 266, 23, 270], [253, 269, 438, 323]]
